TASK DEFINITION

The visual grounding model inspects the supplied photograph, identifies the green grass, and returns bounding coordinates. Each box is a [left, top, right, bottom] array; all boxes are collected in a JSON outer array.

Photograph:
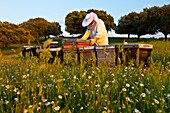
[[0, 40, 170, 113]]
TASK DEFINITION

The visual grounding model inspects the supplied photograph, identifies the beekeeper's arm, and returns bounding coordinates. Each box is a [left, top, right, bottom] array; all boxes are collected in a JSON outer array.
[[81, 30, 90, 40]]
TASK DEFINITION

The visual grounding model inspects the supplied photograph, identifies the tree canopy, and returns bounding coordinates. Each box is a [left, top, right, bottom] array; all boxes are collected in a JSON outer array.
[[0, 22, 33, 48], [0, 18, 62, 48], [65, 9, 116, 35], [157, 4, 170, 40], [65, 11, 86, 35], [19, 17, 62, 44], [116, 4, 170, 40]]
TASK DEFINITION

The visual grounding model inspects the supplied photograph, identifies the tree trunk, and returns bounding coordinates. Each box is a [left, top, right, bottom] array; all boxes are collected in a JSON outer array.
[[137, 35, 140, 42], [128, 34, 130, 38], [164, 34, 167, 41]]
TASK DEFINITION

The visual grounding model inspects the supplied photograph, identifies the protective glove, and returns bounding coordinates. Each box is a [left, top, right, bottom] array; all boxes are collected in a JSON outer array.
[[90, 39, 95, 45]]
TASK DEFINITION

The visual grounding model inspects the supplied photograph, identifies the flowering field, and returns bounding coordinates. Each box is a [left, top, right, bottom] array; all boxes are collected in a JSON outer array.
[[0, 41, 170, 113]]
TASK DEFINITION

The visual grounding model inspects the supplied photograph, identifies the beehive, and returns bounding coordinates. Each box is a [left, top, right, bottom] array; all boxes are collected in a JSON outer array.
[[22, 46, 40, 57], [49, 41, 58, 48], [48, 48, 63, 63], [75, 39, 90, 48], [78, 46, 96, 65], [115, 44, 153, 66], [95, 45, 115, 66]]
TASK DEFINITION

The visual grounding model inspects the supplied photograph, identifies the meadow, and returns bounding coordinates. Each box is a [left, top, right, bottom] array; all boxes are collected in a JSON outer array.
[[0, 39, 170, 113]]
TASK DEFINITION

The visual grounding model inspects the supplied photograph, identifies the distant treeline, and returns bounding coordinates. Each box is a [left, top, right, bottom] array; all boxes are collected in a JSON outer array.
[[0, 4, 169, 48]]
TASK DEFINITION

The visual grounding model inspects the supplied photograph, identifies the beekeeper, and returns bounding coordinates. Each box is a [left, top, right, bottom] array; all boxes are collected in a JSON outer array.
[[81, 12, 108, 46]]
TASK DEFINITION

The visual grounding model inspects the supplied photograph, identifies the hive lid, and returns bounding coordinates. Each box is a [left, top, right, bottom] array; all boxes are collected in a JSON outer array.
[[50, 41, 58, 44], [50, 48, 61, 51], [96, 45, 115, 49], [78, 46, 94, 50], [22, 46, 40, 50], [115, 44, 153, 49]]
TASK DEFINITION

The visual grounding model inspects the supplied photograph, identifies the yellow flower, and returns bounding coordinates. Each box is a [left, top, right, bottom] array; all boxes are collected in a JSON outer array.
[[0, 78, 3, 80], [122, 104, 126, 109]]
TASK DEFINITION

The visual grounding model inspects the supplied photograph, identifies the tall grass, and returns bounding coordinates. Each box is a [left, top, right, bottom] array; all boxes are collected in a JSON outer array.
[[0, 41, 170, 113]]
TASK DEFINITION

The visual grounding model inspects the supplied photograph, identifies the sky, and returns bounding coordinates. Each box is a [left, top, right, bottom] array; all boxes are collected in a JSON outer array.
[[0, 0, 169, 38]]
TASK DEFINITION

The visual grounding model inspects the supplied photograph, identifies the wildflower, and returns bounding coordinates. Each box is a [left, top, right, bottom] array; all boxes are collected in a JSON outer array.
[[5, 100, 9, 104], [51, 101, 54, 104], [58, 95, 62, 99], [45, 102, 51, 106], [42, 99, 47, 103], [96, 67, 100, 72], [88, 76, 92, 79], [126, 97, 131, 102], [23, 75, 27, 79], [54, 106, 60, 111], [139, 83, 144, 87], [167, 93, 170, 99], [73, 76, 77, 79], [50, 75, 54, 78], [37, 106, 41, 111], [154, 99, 159, 104], [146, 89, 151, 94], [63, 78, 66, 81], [135, 99, 139, 102], [85, 84, 89, 87], [135, 82, 139, 85], [38, 102, 42, 105], [131, 67, 134, 70], [5, 85, 9, 89], [131, 86, 134, 89], [104, 84, 109, 88], [134, 108, 141, 113], [111, 79, 115, 83], [122, 74, 126, 77], [48, 84, 52, 87], [124, 67, 128, 71], [80, 106, 83, 110], [95, 84, 100, 87], [17, 91, 20, 95], [129, 92, 133, 95], [122, 88, 127, 92], [14, 98, 18, 102], [24, 109, 28, 113], [140, 93, 146, 98], [83, 71, 86, 76], [29, 105, 33, 108], [104, 107, 107, 110], [162, 85, 165, 90], [65, 93, 68, 95], [141, 74, 144, 77], [126, 83, 130, 87], [13, 87, 18, 92]]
